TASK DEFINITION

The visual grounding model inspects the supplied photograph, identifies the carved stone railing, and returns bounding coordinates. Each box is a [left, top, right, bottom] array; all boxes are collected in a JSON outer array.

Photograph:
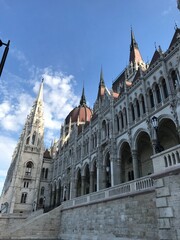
[[62, 176, 154, 210], [151, 144, 180, 173]]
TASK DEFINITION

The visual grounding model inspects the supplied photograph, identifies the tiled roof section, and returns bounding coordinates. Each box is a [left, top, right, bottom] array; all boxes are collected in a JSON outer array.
[[112, 91, 119, 98], [169, 27, 180, 49], [112, 70, 125, 93], [43, 149, 52, 159], [149, 50, 161, 67]]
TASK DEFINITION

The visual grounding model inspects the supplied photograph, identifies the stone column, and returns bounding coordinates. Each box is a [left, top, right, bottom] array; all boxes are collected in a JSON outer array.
[[97, 167, 100, 191], [90, 171, 94, 193], [131, 150, 139, 179], [110, 160, 114, 187], [81, 176, 85, 195], [103, 165, 107, 188], [73, 179, 77, 198]]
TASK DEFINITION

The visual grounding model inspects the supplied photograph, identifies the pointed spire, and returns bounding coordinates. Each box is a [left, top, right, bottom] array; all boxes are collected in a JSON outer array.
[[129, 27, 143, 66], [97, 67, 105, 99], [130, 27, 138, 49], [80, 86, 86, 106], [100, 66, 105, 87]]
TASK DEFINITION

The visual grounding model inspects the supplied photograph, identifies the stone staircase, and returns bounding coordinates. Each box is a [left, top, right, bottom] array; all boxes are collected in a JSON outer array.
[[0, 206, 61, 239]]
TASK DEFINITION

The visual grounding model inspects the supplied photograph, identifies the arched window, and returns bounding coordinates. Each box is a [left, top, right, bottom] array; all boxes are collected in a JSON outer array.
[[25, 161, 33, 176], [130, 103, 135, 122], [32, 132, 36, 145], [21, 193, 27, 203], [136, 99, 140, 118], [26, 136, 30, 145], [140, 95, 146, 114], [115, 114, 119, 132], [155, 84, 161, 103], [162, 78, 168, 99], [149, 89, 154, 108], [171, 70, 178, 90], [102, 120, 107, 140], [40, 187, 45, 195], [45, 168, 48, 179], [120, 111, 124, 129], [39, 197, 43, 205], [41, 168, 45, 178], [123, 107, 128, 127]]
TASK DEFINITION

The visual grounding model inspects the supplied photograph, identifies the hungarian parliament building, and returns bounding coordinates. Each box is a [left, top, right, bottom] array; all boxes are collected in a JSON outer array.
[[1, 26, 180, 217]]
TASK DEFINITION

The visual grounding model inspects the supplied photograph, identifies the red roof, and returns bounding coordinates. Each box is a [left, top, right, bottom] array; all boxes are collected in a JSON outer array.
[[65, 104, 92, 125]]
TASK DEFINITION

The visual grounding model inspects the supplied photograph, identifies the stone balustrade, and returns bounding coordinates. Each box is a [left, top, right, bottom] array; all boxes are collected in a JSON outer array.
[[152, 144, 180, 173], [62, 176, 154, 210]]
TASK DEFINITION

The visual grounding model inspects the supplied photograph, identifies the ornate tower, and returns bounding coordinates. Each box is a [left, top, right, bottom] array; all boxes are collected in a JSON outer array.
[[127, 28, 146, 78], [1, 80, 44, 214]]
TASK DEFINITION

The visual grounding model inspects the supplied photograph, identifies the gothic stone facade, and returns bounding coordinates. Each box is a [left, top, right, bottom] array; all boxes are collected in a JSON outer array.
[[1, 28, 180, 225]]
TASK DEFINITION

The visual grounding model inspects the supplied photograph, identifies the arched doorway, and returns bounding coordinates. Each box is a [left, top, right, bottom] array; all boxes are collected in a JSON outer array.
[[158, 118, 179, 149], [84, 164, 90, 194], [92, 160, 97, 192], [136, 131, 153, 176], [120, 142, 133, 183], [76, 169, 81, 197]]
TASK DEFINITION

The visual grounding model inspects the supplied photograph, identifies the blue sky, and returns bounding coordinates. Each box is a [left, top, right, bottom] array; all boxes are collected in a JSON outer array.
[[0, 0, 179, 194]]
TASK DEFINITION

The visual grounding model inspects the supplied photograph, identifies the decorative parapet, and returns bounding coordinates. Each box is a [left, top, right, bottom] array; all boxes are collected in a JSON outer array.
[[151, 144, 180, 173], [62, 176, 154, 210]]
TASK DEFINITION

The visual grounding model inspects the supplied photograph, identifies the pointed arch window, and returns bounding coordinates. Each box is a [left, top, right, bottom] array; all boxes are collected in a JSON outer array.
[[136, 99, 140, 118], [115, 114, 119, 132], [149, 89, 154, 108], [102, 120, 107, 140], [40, 187, 45, 195], [155, 84, 161, 103], [120, 111, 124, 129], [26, 136, 30, 145], [21, 193, 27, 203], [25, 161, 33, 176], [130, 103, 135, 122], [45, 168, 48, 179], [141, 95, 146, 113], [41, 168, 45, 179], [171, 70, 178, 90], [32, 132, 36, 145], [162, 78, 168, 99]]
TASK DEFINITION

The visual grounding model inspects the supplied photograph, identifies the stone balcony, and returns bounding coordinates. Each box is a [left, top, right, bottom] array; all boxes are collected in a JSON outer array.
[[62, 175, 154, 210], [151, 144, 180, 173]]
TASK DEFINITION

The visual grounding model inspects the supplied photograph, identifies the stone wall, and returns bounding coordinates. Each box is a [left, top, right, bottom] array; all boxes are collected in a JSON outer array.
[[59, 190, 158, 240], [154, 170, 180, 240]]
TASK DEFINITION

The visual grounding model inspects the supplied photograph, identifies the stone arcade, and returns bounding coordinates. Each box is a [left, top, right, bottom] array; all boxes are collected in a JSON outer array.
[[0, 27, 180, 240]]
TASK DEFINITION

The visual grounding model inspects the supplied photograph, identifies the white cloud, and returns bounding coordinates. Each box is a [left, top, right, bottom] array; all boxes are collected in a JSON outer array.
[[0, 93, 33, 131]]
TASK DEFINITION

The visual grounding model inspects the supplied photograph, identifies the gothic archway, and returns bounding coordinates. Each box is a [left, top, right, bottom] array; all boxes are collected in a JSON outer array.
[[136, 131, 153, 176]]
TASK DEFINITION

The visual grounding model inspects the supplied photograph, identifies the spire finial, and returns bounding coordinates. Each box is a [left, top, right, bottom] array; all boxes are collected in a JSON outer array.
[[100, 66, 105, 86], [174, 21, 178, 30], [80, 86, 86, 106], [154, 42, 157, 50]]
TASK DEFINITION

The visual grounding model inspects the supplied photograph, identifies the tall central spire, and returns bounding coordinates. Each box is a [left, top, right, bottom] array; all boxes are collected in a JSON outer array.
[[80, 86, 86, 106], [129, 27, 143, 66]]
